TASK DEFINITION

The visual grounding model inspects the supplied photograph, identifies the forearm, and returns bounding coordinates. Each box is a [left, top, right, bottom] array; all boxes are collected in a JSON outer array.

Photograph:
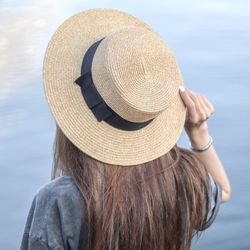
[[187, 123, 231, 203], [179, 86, 231, 203]]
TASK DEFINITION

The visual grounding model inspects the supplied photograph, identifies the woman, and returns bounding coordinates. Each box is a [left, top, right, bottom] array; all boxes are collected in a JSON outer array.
[[20, 8, 231, 250]]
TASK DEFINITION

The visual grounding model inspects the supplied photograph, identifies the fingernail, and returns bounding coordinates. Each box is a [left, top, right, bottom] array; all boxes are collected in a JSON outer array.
[[179, 85, 185, 92]]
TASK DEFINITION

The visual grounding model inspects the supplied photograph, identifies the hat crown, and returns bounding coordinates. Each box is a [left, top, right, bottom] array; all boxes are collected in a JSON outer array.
[[92, 26, 183, 123]]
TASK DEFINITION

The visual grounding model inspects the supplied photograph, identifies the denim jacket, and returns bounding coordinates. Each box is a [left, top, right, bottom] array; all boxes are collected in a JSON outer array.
[[20, 175, 221, 250]]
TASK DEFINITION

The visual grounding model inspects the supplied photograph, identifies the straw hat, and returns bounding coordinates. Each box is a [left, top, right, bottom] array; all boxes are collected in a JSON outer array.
[[43, 8, 186, 166]]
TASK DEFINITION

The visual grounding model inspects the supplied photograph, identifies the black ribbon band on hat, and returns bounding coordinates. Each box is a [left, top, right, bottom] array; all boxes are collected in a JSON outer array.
[[74, 37, 154, 131]]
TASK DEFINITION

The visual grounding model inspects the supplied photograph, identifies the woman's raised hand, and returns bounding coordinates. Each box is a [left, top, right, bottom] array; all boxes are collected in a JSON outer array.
[[179, 86, 214, 148]]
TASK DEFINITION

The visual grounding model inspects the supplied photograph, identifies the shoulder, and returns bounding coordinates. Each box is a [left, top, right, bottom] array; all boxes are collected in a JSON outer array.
[[20, 176, 87, 249], [31, 175, 85, 221], [35, 175, 81, 200], [32, 175, 85, 223], [36, 176, 79, 196]]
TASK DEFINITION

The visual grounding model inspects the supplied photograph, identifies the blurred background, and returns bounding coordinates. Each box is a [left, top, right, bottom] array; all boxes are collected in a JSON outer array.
[[0, 0, 249, 249]]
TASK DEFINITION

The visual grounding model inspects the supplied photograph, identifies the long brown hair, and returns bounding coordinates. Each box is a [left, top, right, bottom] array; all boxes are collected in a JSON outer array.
[[52, 124, 210, 250]]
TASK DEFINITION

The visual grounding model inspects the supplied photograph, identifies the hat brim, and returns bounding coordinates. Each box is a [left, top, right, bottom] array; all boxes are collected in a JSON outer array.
[[43, 8, 186, 166]]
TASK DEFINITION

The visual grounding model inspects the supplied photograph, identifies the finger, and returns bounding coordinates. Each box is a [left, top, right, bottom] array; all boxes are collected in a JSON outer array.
[[185, 88, 204, 120], [185, 87, 198, 98], [187, 87, 214, 115], [179, 86, 198, 123], [197, 95, 211, 121], [179, 86, 193, 108], [201, 95, 215, 114]]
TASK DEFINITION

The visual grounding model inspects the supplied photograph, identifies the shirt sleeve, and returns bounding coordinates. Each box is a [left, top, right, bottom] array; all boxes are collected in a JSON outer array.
[[20, 196, 47, 250], [199, 174, 222, 230], [20, 176, 88, 250]]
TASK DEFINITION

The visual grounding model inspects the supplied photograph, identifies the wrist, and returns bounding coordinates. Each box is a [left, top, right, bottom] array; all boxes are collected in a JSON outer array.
[[185, 122, 210, 148], [190, 135, 213, 152]]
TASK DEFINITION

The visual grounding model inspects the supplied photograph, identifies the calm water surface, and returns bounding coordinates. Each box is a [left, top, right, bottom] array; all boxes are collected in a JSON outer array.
[[0, 0, 250, 249]]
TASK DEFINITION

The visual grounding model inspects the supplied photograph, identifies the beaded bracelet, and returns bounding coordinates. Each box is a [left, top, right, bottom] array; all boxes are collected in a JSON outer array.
[[190, 135, 213, 152]]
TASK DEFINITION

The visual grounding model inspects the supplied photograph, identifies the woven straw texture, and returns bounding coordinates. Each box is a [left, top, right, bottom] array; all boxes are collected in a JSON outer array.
[[43, 8, 186, 166]]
